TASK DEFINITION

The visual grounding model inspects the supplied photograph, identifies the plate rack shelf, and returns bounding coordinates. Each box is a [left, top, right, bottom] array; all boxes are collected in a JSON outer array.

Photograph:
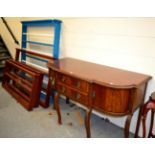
[[21, 19, 62, 107]]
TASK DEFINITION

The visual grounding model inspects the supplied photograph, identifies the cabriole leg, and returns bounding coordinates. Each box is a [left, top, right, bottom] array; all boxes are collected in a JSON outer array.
[[124, 114, 133, 138], [85, 108, 92, 138], [54, 92, 62, 125]]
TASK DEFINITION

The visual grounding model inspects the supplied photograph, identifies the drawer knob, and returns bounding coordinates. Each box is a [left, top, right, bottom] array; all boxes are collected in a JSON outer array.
[[76, 93, 81, 100], [50, 77, 55, 86], [92, 91, 96, 98], [61, 87, 66, 93], [51, 79, 55, 86], [62, 76, 65, 82], [76, 81, 81, 88]]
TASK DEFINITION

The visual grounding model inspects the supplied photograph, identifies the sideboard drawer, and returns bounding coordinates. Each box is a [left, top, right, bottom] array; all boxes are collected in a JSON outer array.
[[56, 83, 69, 95], [56, 83, 88, 105], [57, 73, 88, 92], [72, 91, 88, 105]]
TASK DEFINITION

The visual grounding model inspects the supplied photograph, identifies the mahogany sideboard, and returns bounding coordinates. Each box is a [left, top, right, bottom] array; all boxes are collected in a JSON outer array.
[[47, 58, 151, 138]]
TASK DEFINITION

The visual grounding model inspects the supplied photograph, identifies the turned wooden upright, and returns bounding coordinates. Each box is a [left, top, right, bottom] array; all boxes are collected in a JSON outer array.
[[141, 92, 155, 138]]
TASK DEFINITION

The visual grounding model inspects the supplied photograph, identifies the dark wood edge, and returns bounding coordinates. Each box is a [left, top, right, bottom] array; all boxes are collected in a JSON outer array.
[[4, 72, 32, 93], [93, 107, 131, 116], [48, 67, 93, 83], [51, 67, 137, 89], [2, 84, 32, 111], [7, 59, 45, 75], [5, 60, 41, 77], [16, 48, 57, 61], [93, 80, 136, 89]]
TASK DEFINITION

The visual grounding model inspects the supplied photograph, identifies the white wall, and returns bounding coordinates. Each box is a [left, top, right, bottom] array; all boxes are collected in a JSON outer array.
[[1, 17, 155, 136]]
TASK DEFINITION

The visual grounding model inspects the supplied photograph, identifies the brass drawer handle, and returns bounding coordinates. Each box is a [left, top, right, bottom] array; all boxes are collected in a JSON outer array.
[[62, 76, 65, 82], [76, 81, 81, 88], [92, 91, 96, 98], [50, 77, 55, 86], [51, 79, 55, 86], [76, 93, 81, 100], [61, 87, 66, 93]]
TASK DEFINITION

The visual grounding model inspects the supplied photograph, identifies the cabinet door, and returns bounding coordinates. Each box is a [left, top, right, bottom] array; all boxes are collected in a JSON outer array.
[[92, 84, 132, 115]]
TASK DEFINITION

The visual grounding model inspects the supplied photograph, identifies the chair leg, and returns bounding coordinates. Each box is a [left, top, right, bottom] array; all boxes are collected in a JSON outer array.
[[148, 110, 154, 138], [141, 99, 155, 138], [134, 106, 143, 138], [142, 103, 151, 138], [142, 115, 147, 138]]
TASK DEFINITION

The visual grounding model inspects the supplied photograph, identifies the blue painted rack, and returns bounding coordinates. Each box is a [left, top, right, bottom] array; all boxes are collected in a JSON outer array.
[[21, 19, 62, 60], [21, 19, 62, 107]]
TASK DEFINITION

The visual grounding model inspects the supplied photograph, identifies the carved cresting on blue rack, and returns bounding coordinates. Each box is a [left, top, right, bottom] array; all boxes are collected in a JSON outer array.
[[21, 19, 62, 60], [21, 19, 62, 106]]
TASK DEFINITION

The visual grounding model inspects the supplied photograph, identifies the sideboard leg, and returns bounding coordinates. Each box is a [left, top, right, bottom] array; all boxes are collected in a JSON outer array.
[[124, 114, 133, 138], [85, 108, 92, 138], [54, 92, 62, 125], [134, 106, 143, 138]]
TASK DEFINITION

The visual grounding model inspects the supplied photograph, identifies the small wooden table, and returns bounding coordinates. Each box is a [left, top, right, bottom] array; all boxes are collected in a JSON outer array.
[[47, 58, 151, 137]]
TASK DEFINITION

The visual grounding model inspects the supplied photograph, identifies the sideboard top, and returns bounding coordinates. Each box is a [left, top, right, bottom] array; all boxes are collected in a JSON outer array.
[[48, 58, 152, 88]]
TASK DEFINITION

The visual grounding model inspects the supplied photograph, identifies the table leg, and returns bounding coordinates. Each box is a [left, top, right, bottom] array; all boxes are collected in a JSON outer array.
[[85, 108, 92, 138], [124, 114, 133, 138], [54, 92, 62, 125]]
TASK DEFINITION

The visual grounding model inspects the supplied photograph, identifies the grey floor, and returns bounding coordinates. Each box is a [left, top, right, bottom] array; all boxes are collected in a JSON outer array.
[[0, 84, 133, 138]]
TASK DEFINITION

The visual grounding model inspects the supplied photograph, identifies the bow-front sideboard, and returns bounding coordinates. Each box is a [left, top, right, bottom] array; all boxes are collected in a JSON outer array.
[[47, 58, 151, 138]]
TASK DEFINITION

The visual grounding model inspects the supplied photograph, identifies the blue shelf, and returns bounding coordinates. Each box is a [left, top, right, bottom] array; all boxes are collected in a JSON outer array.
[[21, 19, 62, 27], [25, 54, 48, 63], [21, 19, 62, 60], [26, 41, 53, 47]]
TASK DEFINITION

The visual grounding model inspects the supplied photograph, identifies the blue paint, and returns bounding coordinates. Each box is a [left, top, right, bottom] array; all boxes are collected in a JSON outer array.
[[21, 25, 27, 61], [40, 91, 53, 104], [53, 22, 61, 58], [26, 55, 48, 63], [26, 41, 53, 47], [21, 19, 62, 27]]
